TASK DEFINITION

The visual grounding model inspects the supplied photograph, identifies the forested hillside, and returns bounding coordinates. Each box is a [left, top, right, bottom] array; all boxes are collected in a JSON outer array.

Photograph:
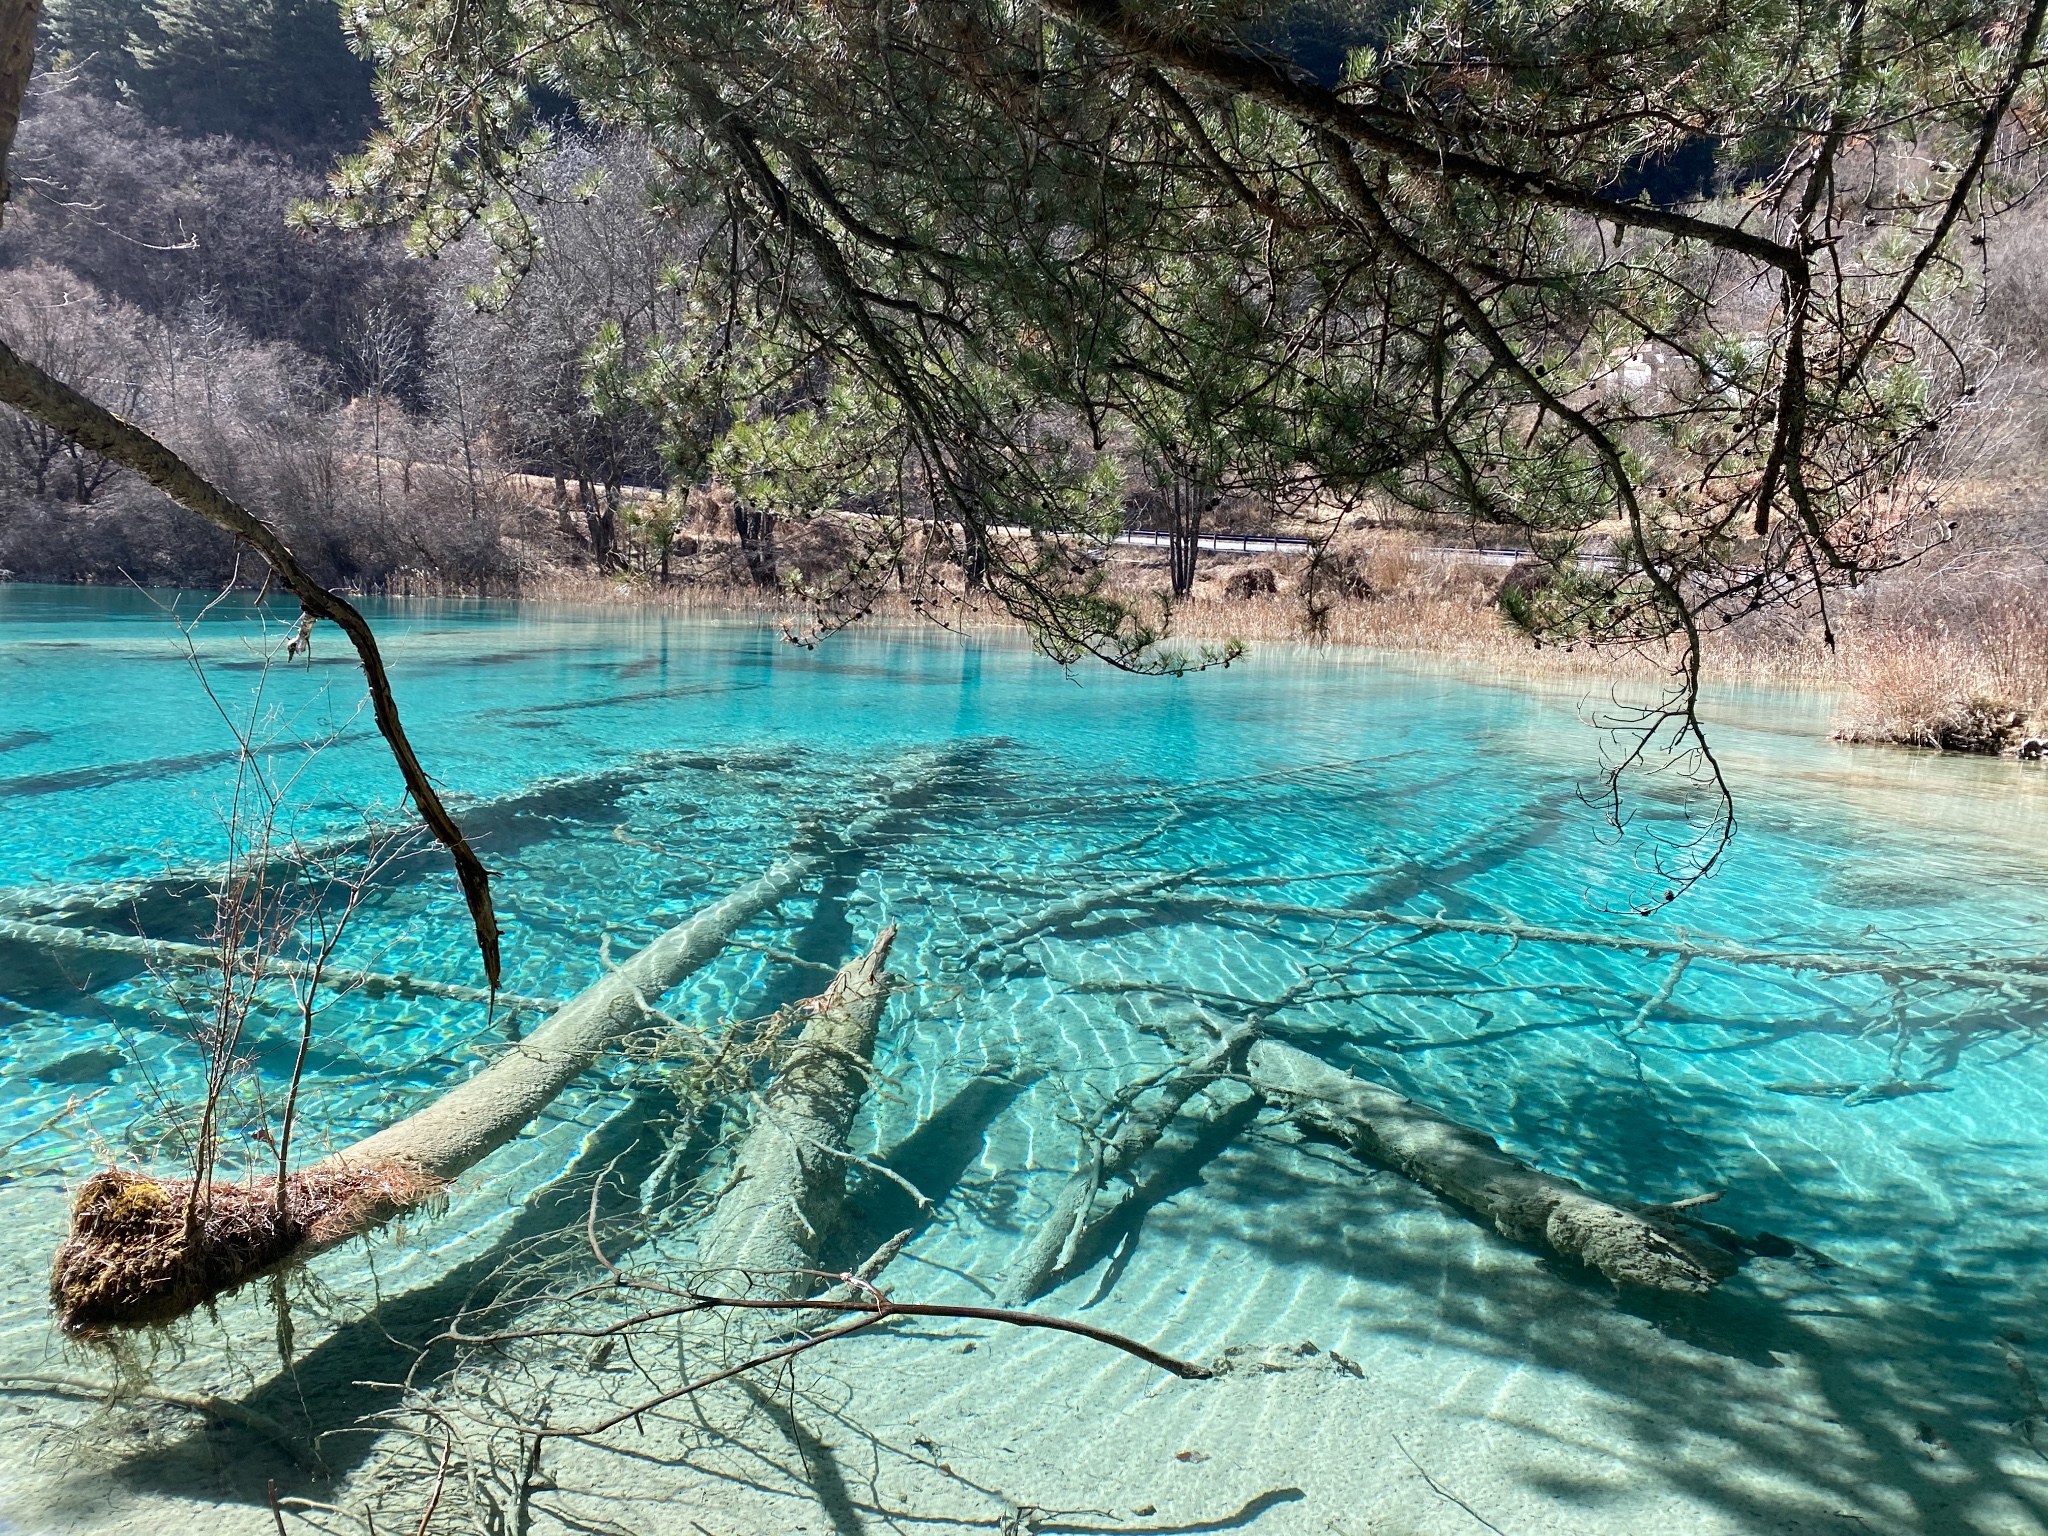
[[38, 0, 373, 149], [0, 5, 683, 591]]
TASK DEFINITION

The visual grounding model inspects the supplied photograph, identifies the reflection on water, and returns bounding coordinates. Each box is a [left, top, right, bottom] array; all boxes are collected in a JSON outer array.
[[3, 583, 2048, 1534]]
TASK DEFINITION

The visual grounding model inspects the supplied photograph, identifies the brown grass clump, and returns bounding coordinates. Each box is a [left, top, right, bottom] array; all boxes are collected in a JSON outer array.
[[1831, 637, 2029, 752], [1830, 589, 2048, 753], [50, 1162, 441, 1336]]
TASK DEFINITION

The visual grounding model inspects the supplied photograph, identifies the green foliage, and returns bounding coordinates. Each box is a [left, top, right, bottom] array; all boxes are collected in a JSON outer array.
[[39, 0, 375, 149], [620, 492, 686, 561], [712, 383, 898, 523]]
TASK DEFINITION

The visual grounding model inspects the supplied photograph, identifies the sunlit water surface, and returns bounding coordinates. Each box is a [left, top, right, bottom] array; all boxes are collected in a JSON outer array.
[[3, 584, 2048, 1535]]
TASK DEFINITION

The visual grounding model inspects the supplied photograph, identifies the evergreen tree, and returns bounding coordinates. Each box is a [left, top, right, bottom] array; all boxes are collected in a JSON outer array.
[[36, 0, 155, 95], [39, 0, 373, 150], [326, 0, 2047, 894]]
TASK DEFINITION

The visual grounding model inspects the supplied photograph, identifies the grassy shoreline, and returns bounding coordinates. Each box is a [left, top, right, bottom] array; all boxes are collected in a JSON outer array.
[[482, 542, 2044, 758], [479, 561, 1827, 679], [19, 508, 2031, 753]]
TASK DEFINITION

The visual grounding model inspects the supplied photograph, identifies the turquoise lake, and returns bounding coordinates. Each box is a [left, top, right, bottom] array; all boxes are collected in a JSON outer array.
[[3, 582, 2048, 1535]]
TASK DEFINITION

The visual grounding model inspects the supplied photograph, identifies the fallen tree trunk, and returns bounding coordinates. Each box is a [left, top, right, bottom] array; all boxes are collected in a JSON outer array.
[[692, 927, 898, 1295], [961, 868, 1206, 972], [0, 916, 560, 1015], [996, 1022, 1254, 1306], [1245, 1040, 1736, 1293], [1204, 897, 2048, 996], [49, 788, 920, 1336]]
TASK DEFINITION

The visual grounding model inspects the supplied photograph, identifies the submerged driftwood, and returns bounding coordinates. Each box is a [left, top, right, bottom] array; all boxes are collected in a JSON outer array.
[[996, 1022, 1254, 1306], [692, 927, 898, 1294], [1206, 897, 2048, 997], [1246, 1039, 1736, 1293], [49, 791, 918, 1335], [0, 916, 560, 1015], [961, 869, 1204, 971]]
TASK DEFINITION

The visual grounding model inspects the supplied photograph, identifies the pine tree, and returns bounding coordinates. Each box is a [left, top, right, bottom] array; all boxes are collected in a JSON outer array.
[[41, 0, 373, 150], [36, 0, 157, 95]]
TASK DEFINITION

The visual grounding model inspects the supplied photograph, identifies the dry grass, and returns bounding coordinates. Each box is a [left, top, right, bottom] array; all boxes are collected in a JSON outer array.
[[1831, 664, 2025, 752], [506, 531, 1790, 680], [1827, 597, 2048, 752]]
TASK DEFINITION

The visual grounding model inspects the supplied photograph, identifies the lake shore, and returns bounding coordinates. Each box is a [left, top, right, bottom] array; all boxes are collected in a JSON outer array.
[[427, 556, 2048, 761]]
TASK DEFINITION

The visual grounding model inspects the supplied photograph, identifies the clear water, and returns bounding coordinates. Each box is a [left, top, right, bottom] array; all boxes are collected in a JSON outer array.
[[3, 583, 2048, 1535]]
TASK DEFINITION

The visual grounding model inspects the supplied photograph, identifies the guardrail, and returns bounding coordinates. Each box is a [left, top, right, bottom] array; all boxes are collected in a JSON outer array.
[[1113, 530, 1548, 566], [1114, 530, 1311, 556]]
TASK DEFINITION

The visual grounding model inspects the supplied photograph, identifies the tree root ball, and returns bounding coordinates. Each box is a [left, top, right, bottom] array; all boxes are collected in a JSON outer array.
[[50, 1163, 441, 1335]]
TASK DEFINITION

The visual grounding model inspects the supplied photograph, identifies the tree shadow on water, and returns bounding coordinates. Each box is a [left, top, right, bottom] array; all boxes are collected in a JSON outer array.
[[833, 1068, 1040, 1267]]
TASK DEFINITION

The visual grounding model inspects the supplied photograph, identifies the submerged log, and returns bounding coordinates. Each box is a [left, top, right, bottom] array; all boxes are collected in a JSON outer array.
[[995, 1022, 1254, 1306], [0, 916, 561, 1015], [49, 788, 921, 1336], [1767, 1079, 1952, 1105], [692, 927, 898, 1294], [1245, 1040, 1736, 1293], [1204, 897, 2048, 996], [961, 868, 1205, 971]]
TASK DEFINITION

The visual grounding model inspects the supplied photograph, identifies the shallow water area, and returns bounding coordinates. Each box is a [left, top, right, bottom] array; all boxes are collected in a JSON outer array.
[[2, 583, 2048, 1535]]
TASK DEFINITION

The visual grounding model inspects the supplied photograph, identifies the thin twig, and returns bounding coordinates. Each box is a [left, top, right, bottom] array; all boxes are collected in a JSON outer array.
[[411, 1431, 451, 1536], [0, 1087, 108, 1159], [1393, 1435, 1513, 1536], [749, 1092, 933, 1211], [678, 1293, 1212, 1379]]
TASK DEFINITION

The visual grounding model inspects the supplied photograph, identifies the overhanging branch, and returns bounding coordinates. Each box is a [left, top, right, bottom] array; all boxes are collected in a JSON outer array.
[[1039, 0, 1808, 279], [0, 336, 503, 991]]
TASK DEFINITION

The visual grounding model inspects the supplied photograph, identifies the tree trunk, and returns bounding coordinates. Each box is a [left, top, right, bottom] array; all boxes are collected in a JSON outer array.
[[48, 862, 801, 1334], [454, 379, 482, 522], [735, 500, 777, 586], [48, 770, 933, 1335], [332, 858, 828, 1182], [552, 467, 578, 543], [0, 915, 555, 1014], [961, 515, 988, 590], [1168, 470, 1205, 597], [1245, 1040, 1736, 1293], [0, 0, 37, 224], [692, 927, 898, 1294]]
